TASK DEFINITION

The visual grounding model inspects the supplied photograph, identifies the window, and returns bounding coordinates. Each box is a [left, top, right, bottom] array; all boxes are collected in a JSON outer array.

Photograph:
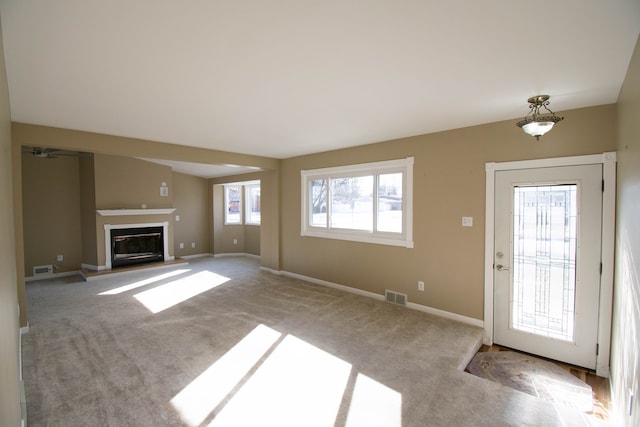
[[245, 184, 261, 225], [301, 157, 413, 247], [224, 185, 242, 224]]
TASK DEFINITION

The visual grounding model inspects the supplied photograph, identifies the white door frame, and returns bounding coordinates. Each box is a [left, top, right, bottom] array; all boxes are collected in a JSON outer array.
[[484, 152, 616, 377]]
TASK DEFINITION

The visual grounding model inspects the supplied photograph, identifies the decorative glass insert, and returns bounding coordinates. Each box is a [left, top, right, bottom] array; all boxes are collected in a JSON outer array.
[[511, 184, 577, 342]]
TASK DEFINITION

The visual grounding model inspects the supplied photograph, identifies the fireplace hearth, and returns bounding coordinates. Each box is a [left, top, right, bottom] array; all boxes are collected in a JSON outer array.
[[110, 226, 164, 268]]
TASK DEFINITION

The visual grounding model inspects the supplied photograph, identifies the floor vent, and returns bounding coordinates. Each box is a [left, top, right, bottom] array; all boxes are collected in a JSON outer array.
[[33, 265, 53, 276], [385, 290, 407, 306]]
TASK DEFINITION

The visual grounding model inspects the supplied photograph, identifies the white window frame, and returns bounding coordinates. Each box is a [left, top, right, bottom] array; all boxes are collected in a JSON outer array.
[[245, 183, 261, 226], [301, 157, 413, 248], [224, 184, 243, 225]]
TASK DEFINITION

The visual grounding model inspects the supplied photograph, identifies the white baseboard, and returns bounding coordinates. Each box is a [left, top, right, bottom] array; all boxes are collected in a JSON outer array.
[[81, 263, 106, 271], [279, 270, 385, 301], [214, 253, 260, 260], [19, 323, 28, 426], [406, 302, 483, 328], [259, 266, 280, 275], [270, 269, 483, 329], [25, 270, 81, 282], [180, 253, 214, 260]]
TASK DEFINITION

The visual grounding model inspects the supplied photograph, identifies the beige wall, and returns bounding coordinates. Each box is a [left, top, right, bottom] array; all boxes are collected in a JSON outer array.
[[212, 185, 243, 254], [0, 15, 23, 425], [79, 156, 98, 266], [280, 104, 617, 320], [173, 172, 211, 257], [21, 154, 83, 274], [94, 154, 173, 209], [611, 34, 640, 426], [245, 225, 260, 256]]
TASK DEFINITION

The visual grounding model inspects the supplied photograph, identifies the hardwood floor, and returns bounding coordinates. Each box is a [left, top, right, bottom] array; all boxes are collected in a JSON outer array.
[[476, 345, 610, 421]]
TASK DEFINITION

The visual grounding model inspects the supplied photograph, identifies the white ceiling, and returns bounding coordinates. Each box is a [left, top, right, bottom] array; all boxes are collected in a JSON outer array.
[[138, 157, 261, 179], [2, 1, 639, 167]]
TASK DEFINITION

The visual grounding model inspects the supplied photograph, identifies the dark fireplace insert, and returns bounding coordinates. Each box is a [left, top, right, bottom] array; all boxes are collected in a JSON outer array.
[[111, 226, 164, 268]]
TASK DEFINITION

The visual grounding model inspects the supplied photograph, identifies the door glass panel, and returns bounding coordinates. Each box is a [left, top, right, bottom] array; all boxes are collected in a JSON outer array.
[[512, 184, 577, 342]]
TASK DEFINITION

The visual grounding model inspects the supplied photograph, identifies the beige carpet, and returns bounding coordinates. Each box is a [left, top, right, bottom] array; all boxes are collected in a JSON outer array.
[[22, 256, 606, 426]]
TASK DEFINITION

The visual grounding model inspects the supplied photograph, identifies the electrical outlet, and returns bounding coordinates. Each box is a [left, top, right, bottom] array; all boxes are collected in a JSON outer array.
[[418, 281, 425, 291], [179, 243, 184, 249], [56, 255, 63, 262], [175, 215, 180, 222], [191, 242, 196, 248], [462, 216, 473, 227], [233, 239, 238, 245]]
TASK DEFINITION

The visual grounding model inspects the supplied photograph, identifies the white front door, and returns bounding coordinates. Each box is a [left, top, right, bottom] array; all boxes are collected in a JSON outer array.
[[493, 164, 602, 369]]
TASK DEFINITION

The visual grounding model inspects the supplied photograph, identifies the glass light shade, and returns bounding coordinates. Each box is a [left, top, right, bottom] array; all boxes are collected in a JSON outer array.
[[522, 121, 554, 138]]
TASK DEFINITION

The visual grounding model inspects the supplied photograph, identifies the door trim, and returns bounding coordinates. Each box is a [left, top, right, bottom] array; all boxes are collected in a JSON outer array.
[[484, 152, 616, 377]]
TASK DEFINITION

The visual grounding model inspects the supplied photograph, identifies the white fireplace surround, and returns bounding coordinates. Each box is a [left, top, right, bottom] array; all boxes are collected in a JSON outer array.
[[104, 222, 173, 270]]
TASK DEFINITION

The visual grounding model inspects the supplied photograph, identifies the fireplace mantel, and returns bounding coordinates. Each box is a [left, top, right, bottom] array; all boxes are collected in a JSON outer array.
[[97, 208, 176, 216]]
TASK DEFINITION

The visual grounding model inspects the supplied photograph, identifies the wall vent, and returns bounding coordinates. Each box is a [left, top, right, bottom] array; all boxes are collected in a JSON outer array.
[[33, 265, 53, 276], [384, 289, 407, 306]]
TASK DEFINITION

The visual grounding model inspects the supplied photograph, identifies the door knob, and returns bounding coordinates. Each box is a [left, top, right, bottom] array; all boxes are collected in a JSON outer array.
[[496, 264, 509, 271]]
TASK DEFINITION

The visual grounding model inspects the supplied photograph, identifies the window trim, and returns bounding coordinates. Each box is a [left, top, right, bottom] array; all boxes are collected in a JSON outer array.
[[301, 157, 413, 248]]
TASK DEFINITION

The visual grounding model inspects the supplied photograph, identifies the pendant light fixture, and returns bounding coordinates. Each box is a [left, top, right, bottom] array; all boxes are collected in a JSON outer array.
[[516, 95, 564, 140]]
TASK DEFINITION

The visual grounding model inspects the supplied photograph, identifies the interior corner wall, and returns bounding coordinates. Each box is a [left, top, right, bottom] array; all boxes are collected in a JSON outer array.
[[93, 154, 173, 209], [258, 168, 280, 270], [280, 104, 617, 321], [173, 172, 210, 257], [21, 153, 82, 275], [611, 34, 640, 427], [11, 137, 25, 326], [79, 156, 98, 267], [212, 184, 245, 255], [0, 13, 24, 426]]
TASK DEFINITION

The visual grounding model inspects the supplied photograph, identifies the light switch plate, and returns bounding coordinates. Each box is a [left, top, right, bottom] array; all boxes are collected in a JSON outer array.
[[462, 216, 473, 227]]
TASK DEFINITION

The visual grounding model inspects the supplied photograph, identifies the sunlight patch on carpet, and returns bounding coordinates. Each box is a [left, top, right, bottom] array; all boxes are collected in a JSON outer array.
[[209, 334, 352, 427], [98, 269, 190, 295], [171, 324, 281, 426], [134, 270, 229, 313], [346, 373, 402, 427]]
